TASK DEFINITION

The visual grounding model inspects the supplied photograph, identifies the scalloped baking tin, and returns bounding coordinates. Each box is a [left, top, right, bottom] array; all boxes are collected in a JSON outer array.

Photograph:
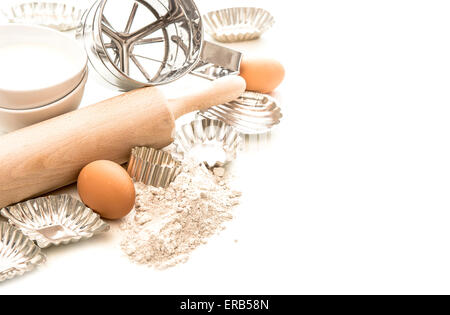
[[203, 7, 275, 43], [199, 91, 282, 135], [1, 1, 84, 31], [1, 195, 110, 248], [128, 147, 182, 188], [174, 119, 242, 168], [0, 222, 46, 282]]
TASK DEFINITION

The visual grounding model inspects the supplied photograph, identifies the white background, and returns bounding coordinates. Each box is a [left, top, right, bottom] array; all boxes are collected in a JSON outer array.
[[3, 0, 450, 294]]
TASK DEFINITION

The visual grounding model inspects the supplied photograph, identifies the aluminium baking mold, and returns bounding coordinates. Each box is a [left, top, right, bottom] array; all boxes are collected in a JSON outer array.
[[173, 119, 242, 168], [1, 1, 84, 31], [128, 146, 182, 188], [0, 222, 46, 282], [199, 91, 282, 135], [1, 195, 110, 248], [203, 7, 275, 43]]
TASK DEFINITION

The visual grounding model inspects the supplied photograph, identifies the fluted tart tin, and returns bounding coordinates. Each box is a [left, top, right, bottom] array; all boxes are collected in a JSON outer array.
[[0, 222, 46, 282], [199, 91, 282, 135], [128, 146, 182, 188], [173, 119, 242, 168], [1, 195, 110, 248], [203, 7, 275, 43], [1, 1, 84, 31]]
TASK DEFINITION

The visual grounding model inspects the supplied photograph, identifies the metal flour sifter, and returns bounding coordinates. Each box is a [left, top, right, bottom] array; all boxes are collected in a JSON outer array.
[[77, 0, 243, 90], [77, 0, 282, 135]]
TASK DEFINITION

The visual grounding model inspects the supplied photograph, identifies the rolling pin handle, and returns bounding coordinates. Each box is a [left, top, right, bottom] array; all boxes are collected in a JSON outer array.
[[168, 76, 246, 119]]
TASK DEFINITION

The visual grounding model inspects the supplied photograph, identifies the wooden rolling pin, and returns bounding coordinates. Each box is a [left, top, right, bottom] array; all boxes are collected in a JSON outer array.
[[0, 76, 246, 208]]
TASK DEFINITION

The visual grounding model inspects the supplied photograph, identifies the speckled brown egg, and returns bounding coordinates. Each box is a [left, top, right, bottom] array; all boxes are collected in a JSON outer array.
[[239, 57, 285, 93], [77, 160, 135, 220]]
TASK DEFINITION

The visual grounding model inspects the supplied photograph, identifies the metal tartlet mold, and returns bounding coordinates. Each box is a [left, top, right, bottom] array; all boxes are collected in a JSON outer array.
[[76, 0, 242, 90], [198, 91, 282, 135], [0, 222, 46, 282], [1, 1, 84, 31], [203, 7, 275, 43], [173, 119, 242, 168], [1, 195, 110, 248], [128, 146, 182, 188]]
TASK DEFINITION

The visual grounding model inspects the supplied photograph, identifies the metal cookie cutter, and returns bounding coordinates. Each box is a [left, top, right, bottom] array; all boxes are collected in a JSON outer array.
[[77, 0, 242, 90]]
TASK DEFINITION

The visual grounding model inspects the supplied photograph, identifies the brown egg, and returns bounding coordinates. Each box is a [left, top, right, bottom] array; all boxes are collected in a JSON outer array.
[[239, 57, 285, 93], [77, 160, 135, 220]]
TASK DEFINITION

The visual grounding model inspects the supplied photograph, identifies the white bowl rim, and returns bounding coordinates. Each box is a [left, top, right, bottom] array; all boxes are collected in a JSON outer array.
[[0, 24, 87, 93], [0, 68, 88, 113]]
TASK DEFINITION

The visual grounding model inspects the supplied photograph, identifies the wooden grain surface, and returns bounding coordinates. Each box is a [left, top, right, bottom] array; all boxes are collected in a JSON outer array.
[[0, 87, 173, 208], [0, 76, 246, 208]]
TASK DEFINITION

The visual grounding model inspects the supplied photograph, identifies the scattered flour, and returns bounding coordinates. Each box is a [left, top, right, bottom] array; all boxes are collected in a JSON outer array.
[[120, 160, 241, 269]]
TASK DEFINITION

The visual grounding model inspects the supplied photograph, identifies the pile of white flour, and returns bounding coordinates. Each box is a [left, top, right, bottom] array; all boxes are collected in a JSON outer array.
[[120, 160, 241, 269]]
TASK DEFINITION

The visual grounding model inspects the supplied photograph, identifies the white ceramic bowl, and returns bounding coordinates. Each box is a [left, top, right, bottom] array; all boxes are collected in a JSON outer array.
[[0, 24, 87, 110], [0, 69, 87, 133]]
